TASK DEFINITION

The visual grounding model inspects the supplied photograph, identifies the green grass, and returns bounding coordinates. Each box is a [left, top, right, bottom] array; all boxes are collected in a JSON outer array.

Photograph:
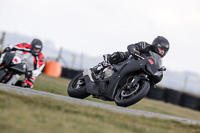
[[1, 90, 200, 133], [32, 74, 70, 95], [1, 73, 200, 132]]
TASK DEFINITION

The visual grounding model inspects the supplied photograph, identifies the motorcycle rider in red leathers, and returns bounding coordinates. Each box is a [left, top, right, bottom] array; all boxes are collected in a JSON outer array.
[[2, 39, 45, 88]]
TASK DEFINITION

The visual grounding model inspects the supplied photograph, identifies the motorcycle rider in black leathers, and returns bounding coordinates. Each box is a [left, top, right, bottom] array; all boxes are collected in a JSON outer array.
[[93, 36, 170, 77]]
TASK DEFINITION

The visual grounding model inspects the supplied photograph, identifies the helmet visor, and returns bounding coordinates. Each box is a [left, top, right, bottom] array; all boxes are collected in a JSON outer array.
[[157, 46, 165, 56], [157, 44, 168, 57], [32, 47, 42, 55], [33, 48, 41, 53]]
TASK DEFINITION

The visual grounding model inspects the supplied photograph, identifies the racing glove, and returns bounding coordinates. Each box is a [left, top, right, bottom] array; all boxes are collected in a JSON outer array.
[[26, 71, 33, 77], [127, 45, 140, 56]]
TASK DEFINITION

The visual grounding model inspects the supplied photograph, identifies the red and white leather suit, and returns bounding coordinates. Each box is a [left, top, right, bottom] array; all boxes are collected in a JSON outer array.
[[7, 42, 45, 88]]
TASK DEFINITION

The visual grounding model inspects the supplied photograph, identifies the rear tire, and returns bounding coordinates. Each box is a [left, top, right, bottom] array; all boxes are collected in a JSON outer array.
[[115, 80, 150, 107], [67, 73, 90, 99]]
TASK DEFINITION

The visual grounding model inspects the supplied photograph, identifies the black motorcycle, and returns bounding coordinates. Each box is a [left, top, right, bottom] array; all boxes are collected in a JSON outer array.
[[0, 52, 27, 85], [68, 51, 166, 107]]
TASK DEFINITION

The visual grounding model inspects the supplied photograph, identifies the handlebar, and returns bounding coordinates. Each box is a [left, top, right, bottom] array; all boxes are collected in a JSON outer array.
[[128, 54, 145, 60], [134, 54, 145, 60]]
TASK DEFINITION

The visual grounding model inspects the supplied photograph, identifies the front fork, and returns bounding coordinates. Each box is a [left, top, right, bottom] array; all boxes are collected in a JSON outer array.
[[121, 74, 148, 97], [127, 74, 149, 89]]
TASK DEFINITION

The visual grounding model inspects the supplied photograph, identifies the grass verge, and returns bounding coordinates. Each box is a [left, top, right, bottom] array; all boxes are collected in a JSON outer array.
[[1, 90, 200, 133]]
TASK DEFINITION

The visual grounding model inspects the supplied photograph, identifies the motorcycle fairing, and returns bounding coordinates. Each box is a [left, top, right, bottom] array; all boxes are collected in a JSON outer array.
[[83, 59, 143, 100], [3, 52, 15, 66], [9, 63, 27, 74], [107, 59, 143, 100], [82, 51, 163, 101]]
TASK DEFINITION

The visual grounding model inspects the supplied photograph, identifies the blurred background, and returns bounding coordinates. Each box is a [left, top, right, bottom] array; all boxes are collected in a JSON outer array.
[[0, 0, 200, 95], [2, 2, 200, 132]]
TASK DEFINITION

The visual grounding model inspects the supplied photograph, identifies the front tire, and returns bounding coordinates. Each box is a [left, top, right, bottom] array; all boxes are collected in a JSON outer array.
[[115, 80, 150, 107], [67, 73, 90, 99]]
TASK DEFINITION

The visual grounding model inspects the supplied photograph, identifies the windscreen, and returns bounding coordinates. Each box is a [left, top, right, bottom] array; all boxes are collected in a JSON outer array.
[[149, 51, 162, 68], [146, 51, 163, 75]]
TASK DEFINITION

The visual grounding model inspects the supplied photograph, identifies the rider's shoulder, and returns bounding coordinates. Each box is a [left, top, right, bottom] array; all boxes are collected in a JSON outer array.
[[16, 42, 31, 48], [136, 41, 150, 47], [127, 42, 151, 50]]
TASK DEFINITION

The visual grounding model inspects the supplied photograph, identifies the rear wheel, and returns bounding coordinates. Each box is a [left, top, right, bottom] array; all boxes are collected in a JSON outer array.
[[67, 73, 90, 99], [115, 79, 150, 107]]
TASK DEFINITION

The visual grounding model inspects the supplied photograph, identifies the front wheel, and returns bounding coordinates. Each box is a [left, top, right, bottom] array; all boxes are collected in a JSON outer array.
[[115, 80, 150, 107], [67, 73, 90, 99]]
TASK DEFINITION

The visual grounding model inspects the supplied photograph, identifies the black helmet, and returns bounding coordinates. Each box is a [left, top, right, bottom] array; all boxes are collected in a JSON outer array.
[[152, 36, 169, 58], [31, 39, 43, 56]]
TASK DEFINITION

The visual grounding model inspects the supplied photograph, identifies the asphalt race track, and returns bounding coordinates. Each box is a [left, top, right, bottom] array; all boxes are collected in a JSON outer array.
[[1, 83, 200, 125]]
